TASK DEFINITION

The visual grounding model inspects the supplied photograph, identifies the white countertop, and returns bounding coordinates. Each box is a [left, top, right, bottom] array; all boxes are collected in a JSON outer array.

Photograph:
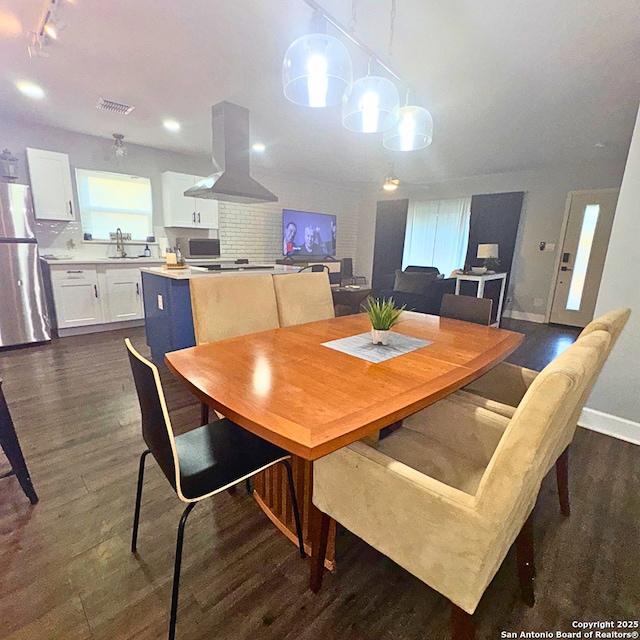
[[41, 257, 166, 265], [140, 265, 299, 280]]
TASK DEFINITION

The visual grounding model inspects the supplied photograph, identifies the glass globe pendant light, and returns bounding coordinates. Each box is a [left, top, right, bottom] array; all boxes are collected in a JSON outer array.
[[342, 66, 399, 133], [282, 12, 352, 108], [383, 91, 433, 151]]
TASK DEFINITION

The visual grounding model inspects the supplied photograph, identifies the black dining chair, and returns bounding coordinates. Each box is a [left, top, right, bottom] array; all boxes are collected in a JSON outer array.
[[0, 379, 38, 505], [298, 264, 330, 273], [125, 339, 305, 640], [341, 258, 366, 285], [440, 293, 493, 326]]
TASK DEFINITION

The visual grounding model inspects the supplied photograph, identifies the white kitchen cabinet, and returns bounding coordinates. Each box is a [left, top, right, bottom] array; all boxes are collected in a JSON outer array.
[[162, 171, 219, 228], [50, 266, 103, 328], [104, 268, 143, 322], [26, 148, 75, 221]]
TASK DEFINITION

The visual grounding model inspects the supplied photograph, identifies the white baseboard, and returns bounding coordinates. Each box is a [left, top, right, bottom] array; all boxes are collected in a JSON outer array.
[[502, 310, 546, 323], [578, 407, 640, 446], [56, 319, 145, 338]]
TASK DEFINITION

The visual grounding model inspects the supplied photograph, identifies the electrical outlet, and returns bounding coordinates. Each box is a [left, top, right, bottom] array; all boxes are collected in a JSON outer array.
[[109, 231, 132, 241], [545, 243, 555, 252], [157, 294, 163, 310], [534, 298, 543, 307]]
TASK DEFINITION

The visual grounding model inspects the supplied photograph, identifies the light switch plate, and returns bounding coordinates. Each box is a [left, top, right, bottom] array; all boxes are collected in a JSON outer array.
[[545, 243, 555, 252], [157, 294, 163, 310]]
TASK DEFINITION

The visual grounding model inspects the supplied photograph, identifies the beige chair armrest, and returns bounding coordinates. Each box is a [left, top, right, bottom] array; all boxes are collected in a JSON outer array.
[[463, 362, 538, 407], [314, 442, 497, 614], [451, 390, 517, 419]]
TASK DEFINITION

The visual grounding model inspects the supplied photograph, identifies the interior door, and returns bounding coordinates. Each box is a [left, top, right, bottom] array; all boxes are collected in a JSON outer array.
[[550, 189, 619, 327]]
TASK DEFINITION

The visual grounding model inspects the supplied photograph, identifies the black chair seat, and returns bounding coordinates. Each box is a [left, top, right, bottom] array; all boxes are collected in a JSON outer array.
[[175, 419, 289, 500]]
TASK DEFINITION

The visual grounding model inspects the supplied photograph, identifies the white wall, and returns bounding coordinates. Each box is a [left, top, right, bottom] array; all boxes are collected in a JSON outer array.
[[581, 106, 640, 444], [0, 119, 360, 263], [355, 161, 625, 319]]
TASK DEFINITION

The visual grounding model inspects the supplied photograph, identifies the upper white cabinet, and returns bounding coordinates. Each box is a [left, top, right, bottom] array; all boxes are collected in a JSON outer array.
[[26, 148, 75, 221], [162, 171, 219, 229]]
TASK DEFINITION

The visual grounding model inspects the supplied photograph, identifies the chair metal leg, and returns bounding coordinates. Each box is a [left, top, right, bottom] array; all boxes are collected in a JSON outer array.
[[131, 449, 151, 553], [515, 513, 535, 607], [280, 460, 305, 558], [451, 603, 475, 640], [0, 386, 38, 505], [169, 502, 197, 640], [556, 446, 571, 516]]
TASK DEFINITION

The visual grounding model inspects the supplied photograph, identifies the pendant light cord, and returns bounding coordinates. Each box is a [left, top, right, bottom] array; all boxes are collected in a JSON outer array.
[[349, 0, 358, 33], [388, 0, 396, 60], [301, 0, 406, 87]]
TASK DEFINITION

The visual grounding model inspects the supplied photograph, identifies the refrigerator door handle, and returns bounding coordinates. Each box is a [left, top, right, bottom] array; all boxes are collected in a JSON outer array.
[[69, 201, 73, 217], [94, 284, 98, 298]]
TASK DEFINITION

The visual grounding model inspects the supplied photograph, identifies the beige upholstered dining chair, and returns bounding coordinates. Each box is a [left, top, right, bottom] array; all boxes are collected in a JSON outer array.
[[190, 273, 280, 344], [189, 273, 281, 424], [455, 307, 630, 514], [272, 271, 335, 327], [311, 330, 611, 640]]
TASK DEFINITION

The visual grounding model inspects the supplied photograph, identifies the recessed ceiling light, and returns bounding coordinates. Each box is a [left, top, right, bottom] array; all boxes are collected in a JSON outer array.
[[252, 142, 266, 152], [16, 81, 44, 99], [163, 119, 181, 132]]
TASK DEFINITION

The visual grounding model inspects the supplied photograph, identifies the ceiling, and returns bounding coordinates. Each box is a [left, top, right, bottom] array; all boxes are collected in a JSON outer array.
[[0, 0, 639, 187]]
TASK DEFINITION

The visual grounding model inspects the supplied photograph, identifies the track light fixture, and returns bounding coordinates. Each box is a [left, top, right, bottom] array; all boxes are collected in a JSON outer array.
[[27, 0, 67, 58], [284, 0, 434, 153]]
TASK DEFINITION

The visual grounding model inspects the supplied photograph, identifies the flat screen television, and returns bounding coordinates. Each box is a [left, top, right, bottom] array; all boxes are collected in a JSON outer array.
[[282, 209, 336, 258]]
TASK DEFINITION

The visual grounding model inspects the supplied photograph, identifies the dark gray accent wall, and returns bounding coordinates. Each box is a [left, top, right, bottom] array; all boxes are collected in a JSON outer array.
[[371, 199, 409, 294], [465, 191, 524, 291]]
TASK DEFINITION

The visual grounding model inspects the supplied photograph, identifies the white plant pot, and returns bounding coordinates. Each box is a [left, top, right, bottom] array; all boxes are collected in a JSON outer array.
[[371, 328, 391, 345]]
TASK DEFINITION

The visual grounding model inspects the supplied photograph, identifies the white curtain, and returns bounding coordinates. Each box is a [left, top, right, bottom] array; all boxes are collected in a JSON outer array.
[[402, 197, 471, 276]]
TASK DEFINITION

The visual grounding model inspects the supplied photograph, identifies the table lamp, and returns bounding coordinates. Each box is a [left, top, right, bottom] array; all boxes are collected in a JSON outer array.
[[477, 244, 500, 271]]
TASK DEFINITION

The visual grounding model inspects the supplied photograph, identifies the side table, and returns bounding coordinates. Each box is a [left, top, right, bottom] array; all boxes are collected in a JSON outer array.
[[454, 272, 508, 327]]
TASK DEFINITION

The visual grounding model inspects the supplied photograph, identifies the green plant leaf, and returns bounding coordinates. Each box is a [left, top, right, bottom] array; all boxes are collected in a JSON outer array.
[[361, 296, 406, 330]]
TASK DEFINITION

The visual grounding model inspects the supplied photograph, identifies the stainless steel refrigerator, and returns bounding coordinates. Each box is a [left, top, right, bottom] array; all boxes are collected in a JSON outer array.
[[0, 183, 51, 347]]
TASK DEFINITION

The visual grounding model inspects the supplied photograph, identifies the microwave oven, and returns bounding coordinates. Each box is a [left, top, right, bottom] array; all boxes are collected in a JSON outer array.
[[175, 237, 220, 259]]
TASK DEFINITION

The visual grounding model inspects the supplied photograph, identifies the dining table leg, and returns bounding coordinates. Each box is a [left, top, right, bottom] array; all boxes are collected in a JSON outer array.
[[252, 456, 336, 569], [309, 501, 331, 592]]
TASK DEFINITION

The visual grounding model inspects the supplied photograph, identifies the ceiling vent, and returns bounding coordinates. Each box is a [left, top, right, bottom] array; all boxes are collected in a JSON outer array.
[[96, 98, 135, 115]]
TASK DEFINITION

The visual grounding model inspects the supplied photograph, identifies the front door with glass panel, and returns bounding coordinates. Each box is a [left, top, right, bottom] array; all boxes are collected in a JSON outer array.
[[550, 189, 619, 327]]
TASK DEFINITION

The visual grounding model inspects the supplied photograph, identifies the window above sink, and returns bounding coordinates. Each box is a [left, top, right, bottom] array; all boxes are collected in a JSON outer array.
[[75, 169, 153, 242]]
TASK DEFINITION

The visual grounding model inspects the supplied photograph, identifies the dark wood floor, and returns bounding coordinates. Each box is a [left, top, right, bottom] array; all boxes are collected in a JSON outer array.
[[0, 321, 637, 640]]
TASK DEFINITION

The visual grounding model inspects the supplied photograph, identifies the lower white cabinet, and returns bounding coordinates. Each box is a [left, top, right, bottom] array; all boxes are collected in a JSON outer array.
[[104, 268, 144, 322], [50, 267, 104, 328], [46, 263, 149, 333]]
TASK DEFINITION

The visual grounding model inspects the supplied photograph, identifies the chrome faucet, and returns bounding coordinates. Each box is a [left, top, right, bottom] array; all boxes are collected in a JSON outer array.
[[115, 228, 127, 258]]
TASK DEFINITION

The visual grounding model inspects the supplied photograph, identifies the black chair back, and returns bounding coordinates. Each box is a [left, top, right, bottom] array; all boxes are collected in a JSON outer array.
[[125, 339, 178, 490], [341, 258, 354, 279], [440, 293, 493, 326], [299, 264, 330, 273]]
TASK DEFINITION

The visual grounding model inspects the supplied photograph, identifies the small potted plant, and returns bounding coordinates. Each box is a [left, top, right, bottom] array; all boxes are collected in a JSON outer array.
[[361, 296, 406, 345]]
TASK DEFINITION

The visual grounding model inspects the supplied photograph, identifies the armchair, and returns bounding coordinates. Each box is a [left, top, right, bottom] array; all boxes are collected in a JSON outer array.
[[456, 307, 630, 515], [377, 266, 456, 314], [311, 330, 611, 639]]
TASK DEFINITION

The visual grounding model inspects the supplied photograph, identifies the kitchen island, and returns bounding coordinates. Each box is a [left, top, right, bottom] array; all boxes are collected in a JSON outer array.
[[140, 264, 298, 361]]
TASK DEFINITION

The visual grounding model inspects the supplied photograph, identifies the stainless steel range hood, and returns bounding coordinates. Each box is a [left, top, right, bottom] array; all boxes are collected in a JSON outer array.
[[184, 101, 277, 204]]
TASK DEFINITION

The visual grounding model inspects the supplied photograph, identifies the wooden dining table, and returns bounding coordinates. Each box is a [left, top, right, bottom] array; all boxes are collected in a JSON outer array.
[[165, 312, 523, 580]]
